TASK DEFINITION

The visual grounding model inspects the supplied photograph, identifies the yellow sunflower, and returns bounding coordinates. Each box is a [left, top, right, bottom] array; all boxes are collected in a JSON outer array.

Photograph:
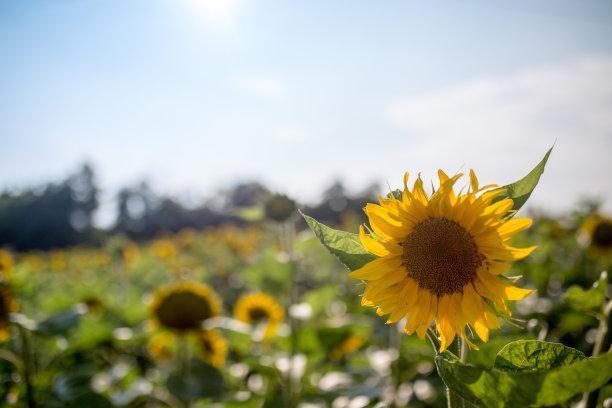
[[198, 329, 228, 368], [0, 249, 14, 278], [581, 215, 612, 256], [351, 170, 536, 351], [150, 281, 221, 332], [234, 293, 284, 340], [330, 334, 366, 360], [0, 284, 18, 342]]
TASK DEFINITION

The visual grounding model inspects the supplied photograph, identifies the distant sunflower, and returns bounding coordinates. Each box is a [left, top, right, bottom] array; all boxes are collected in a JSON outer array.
[[581, 215, 612, 257], [351, 171, 536, 351], [0, 249, 14, 278], [198, 329, 228, 368], [234, 293, 284, 340], [0, 284, 18, 342], [330, 334, 365, 360], [151, 281, 221, 332]]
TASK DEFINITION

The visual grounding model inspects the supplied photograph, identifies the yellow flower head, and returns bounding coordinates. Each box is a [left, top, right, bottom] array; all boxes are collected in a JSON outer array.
[[330, 334, 366, 360], [122, 243, 140, 265], [0, 249, 14, 278], [351, 170, 536, 351], [150, 239, 177, 262], [581, 215, 612, 256], [151, 281, 221, 332], [198, 329, 228, 368], [0, 284, 18, 342], [234, 293, 284, 340]]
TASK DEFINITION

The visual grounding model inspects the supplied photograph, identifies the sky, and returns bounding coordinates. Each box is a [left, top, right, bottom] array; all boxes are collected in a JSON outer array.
[[1, 0, 611, 226]]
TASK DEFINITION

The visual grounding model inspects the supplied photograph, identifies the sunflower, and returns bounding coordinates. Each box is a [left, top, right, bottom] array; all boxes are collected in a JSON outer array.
[[150, 281, 221, 332], [234, 293, 284, 340], [198, 329, 228, 368], [350, 170, 536, 351], [0, 284, 18, 342], [330, 334, 366, 360], [581, 215, 612, 256], [0, 249, 14, 278]]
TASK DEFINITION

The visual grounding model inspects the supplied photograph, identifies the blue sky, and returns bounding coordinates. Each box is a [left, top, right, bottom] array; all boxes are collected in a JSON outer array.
[[1, 0, 611, 225]]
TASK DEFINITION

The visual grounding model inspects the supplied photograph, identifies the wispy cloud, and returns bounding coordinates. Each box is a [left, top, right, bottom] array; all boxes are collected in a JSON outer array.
[[385, 55, 612, 210], [232, 74, 286, 99]]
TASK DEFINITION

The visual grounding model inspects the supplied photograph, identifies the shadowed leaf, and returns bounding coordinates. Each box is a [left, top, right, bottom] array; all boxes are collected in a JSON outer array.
[[301, 211, 375, 271]]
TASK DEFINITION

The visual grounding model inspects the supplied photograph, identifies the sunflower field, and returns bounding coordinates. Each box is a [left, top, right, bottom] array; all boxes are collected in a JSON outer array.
[[0, 152, 611, 408]]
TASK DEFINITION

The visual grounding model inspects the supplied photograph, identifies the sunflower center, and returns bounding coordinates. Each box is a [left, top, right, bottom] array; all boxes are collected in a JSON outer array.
[[248, 307, 270, 322], [592, 221, 612, 249], [201, 338, 214, 354], [154, 291, 213, 331], [402, 217, 484, 296]]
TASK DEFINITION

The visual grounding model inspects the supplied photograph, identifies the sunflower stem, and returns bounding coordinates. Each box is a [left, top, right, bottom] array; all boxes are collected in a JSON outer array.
[[17, 324, 36, 408], [583, 299, 611, 408], [446, 339, 465, 408], [459, 337, 468, 364]]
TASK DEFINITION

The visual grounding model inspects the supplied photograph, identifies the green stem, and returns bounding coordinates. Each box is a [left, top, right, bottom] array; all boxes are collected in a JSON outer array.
[[459, 337, 468, 364], [446, 339, 465, 408], [17, 325, 36, 408], [584, 299, 612, 408]]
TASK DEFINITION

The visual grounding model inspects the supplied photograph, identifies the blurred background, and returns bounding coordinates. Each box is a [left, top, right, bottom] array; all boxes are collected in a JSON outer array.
[[0, 1, 611, 407]]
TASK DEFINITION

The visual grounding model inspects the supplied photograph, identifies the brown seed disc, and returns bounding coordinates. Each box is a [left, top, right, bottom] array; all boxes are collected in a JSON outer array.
[[402, 217, 484, 296]]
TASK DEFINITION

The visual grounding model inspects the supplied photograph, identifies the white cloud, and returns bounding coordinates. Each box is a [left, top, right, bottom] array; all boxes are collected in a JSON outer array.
[[232, 74, 286, 99], [385, 55, 612, 211], [272, 126, 307, 143]]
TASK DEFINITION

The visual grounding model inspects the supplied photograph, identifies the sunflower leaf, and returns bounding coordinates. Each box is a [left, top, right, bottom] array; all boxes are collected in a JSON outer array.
[[493, 146, 553, 213], [435, 343, 612, 407], [300, 211, 375, 271], [564, 271, 608, 312], [494, 340, 584, 373]]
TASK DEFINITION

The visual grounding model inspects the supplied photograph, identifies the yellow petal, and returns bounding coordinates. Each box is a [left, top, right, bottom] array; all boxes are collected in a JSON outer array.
[[469, 169, 479, 193], [504, 285, 535, 301], [359, 226, 399, 257], [498, 218, 532, 240], [349, 256, 402, 280]]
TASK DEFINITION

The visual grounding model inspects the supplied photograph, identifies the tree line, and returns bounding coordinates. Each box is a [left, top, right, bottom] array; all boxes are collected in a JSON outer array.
[[0, 164, 378, 251]]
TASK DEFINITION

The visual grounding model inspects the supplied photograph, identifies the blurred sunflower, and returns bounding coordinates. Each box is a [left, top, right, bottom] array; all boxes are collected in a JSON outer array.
[[234, 293, 284, 340], [0, 249, 14, 277], [122, 243, 140, 265], [330, 334, 365, 360], [150, 281, 221, 332], [0, 284, 18, 342], [581, 215, 612, 257], [150, 239, 177, 262], [198, 329, 228, 368], [351, 171, 536, 351], [148, 282, 227, 366]]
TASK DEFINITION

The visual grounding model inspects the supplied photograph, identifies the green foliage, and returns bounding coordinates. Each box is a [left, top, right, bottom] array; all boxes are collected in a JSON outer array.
[[166, 359, 225, 402], [36, 305, 85, 336], [494, 340, 584, 373], [436, 340, 612, 407], [301, 211, 374, 271], [493, 146, 553, 213], [52, 365, 110, 406], [564, 271, 608, 312]]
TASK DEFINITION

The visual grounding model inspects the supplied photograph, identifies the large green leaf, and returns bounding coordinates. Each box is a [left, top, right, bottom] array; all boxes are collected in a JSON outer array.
[[564, 271, 608, 312], [436, 341, 612, 407], [493, 146, 553, 213], [301, 211, 375, 271], [494, 340, 584, 373]]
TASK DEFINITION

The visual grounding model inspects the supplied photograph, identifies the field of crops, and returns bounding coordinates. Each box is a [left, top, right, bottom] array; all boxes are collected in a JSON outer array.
[[0, 196, 610, 407]]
